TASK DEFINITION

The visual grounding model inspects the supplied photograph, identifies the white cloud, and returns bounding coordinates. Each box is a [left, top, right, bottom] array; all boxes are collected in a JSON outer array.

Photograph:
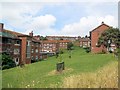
[[1, 3, 43, 27], [60, 15, 117, 36], [24, 14, 57, 35]]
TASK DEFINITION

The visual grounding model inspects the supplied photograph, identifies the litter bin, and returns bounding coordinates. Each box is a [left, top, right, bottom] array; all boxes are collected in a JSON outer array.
[[56, 62, 64, 71]]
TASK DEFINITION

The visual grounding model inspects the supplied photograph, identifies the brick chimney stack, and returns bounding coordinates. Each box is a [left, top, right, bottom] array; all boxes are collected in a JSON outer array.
[[29, 31, 33, 37], [0, 23, 4, 32]]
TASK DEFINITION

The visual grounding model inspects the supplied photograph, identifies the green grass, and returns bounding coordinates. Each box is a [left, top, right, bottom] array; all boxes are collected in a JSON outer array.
[[2, 46, 117, 88]]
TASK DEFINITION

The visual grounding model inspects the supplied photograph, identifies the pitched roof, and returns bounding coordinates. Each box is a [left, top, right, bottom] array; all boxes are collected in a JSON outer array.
[[41, 40, 70, 43], [41, 40, 58, 43], [3, 29, 31, 38], [59, 40, 70, 43], [90, 22, 110, 33]]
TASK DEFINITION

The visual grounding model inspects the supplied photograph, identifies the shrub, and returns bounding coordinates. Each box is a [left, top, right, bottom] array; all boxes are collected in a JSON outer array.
[[59, 50, 64, 54], [84, 47, 90, 53], [1, 53, 16, 70]]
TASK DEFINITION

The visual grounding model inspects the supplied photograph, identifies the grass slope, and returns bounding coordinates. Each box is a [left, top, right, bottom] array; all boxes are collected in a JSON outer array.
[[2, 47, 117, 88]]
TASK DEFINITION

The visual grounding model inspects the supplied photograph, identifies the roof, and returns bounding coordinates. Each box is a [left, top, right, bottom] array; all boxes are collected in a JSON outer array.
[[41, 40, 70, 43], [59, 40, 70, 43], [0, 30, 21, 39], [3, 29, 32, 38], [3, 29, 25, 36], [90, 22, 110, 33], [32, 37, 40, 43], [41, 40, 58, 43]]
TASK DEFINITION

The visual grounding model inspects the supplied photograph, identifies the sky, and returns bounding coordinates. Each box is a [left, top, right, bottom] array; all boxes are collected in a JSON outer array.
[[0, 0, 119, 37]]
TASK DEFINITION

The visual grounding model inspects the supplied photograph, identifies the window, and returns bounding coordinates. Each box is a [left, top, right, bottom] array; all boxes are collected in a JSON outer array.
[[36, 56, 38, 60], [15, 40, 20, 45], [14, 49, 20, 54], [31, 49, 34, 53], [35, 49, 38, 53], [31, 56, 34, 60], [36, 43, 38, 47]]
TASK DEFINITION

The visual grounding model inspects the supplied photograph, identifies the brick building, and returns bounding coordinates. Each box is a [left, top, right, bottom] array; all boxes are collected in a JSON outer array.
[[1, 23, 43, 65], [59, 40, 70, 49], [41, 40, 59, 53], [41, 40, 70, 53], [0, 23, 21, 65], [90, 22, 110, 53], [79, 37, 90, 48]]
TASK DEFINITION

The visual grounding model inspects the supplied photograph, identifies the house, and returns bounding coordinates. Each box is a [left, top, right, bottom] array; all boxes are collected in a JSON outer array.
[[79, 37, 90, 48], [41, 40, 59, 53], [59, 40, 70, 49], [90, 22, 110, 53], [40, 40, 70, 53]]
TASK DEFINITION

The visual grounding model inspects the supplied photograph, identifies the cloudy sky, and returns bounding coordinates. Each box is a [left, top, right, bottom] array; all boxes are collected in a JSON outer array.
[[0, 0, 119, 37]]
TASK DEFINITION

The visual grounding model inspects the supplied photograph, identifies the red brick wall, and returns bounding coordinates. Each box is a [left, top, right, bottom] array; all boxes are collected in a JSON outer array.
[[20, 37, 27, 64], [91, 24, 110, 53]]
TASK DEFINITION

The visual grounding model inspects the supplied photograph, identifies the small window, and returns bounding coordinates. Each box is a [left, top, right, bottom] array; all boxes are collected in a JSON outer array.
[[16, 40, 20, 44], [36, 49, 38, 53], [36, 56, 38, 60], [31, 49, 34, 53]]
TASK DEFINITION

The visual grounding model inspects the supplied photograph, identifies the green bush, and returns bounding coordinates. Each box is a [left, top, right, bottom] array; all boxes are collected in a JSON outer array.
[[1, 53, 16, 70], [59, 50, 64, 54], [84, 47, 90, 53]]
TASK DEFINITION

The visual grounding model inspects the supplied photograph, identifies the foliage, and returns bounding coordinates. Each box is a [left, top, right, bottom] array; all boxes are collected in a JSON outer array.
[[40, 36, 48, 40], [67, 42, 74, 50], [59, 49, 64, 54], [98, 28, 120, 48], [1, 53, 16, 70], [84, 47, 91, 53]]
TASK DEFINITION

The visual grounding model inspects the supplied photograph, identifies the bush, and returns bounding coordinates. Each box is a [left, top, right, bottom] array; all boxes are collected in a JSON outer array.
[[109, 50, 113, 53], [84, 47, 90, 53], [1, 53, 16, 70], [59, 50, 64, 54]]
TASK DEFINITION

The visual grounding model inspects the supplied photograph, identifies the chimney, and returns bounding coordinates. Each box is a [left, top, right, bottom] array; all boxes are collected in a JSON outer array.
[[0, 23, 4, 32], [29, 31, 33, 37], [101, 21, 104, 24]]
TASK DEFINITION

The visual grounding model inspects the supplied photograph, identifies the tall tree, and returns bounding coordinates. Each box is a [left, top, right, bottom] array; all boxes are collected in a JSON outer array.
[[98, 27, 120, 49]]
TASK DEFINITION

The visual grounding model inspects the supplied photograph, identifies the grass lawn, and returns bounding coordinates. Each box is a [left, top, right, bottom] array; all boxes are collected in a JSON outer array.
[[2, 46, 118, 88]]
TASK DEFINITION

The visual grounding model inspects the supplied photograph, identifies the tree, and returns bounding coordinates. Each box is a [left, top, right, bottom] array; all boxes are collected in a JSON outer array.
[[98, 28, 120, 50], [1, 53, 16, 70], [67, 42, 74, 50], [40, 36, 48, 40], [67, 42, 74, 58]]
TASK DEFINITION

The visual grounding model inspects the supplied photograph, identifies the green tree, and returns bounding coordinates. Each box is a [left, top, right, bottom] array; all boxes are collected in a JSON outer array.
[[40, 36, 48, 40], [67, 42, 74, 50], [98, 28, 120, 49], [1, 53, 16, 70]]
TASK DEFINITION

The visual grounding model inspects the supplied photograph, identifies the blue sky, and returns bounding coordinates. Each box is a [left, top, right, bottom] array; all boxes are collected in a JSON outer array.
[[0, 1, 118, 36]]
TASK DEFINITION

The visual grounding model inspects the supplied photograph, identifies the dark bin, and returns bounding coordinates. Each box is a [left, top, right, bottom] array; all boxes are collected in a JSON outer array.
[[56, 62, 64, 71]]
